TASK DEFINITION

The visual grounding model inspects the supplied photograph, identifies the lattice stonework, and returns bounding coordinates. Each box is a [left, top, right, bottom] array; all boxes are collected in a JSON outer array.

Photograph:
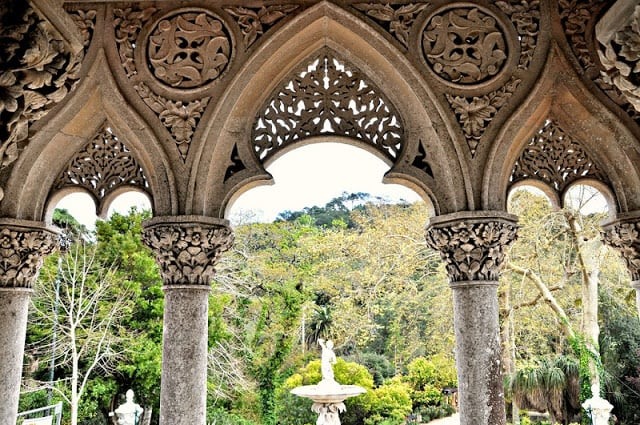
[[252, 52, 404, 162], [54, 124, 150, 204], [510, 120, 609, 193]]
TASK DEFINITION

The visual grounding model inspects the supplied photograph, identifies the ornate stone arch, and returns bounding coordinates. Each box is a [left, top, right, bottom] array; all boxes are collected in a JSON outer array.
[[191, 1, 467, 219], [1, 51, 177, 221], [483, 44, 640, 214]]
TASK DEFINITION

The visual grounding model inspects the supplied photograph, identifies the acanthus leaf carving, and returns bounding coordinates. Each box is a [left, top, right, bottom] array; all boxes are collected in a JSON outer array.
[[253, 52, 404, 162], [354, 2, 429, 49], [495, 0, 540, 70], [0, 222, 58, 289], [225, 5, 299, 48], [0, 6, 85, 181], [602, 219, 640, 281], [67, 8, 97, 48], [560, 0, 640, 122], [135, 82, 210, 160], [113, 6, 158, 78], [597, 5, 640, 114], [509, 119, 609, 193], [142, 220, 234, 286], [426, 216, 518, 283], [53, 123, 150, 206], [446, 78, 521, 156]]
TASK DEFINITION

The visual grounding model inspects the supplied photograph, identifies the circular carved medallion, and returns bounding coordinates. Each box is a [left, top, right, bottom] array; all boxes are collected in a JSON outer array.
[[147, 11, 231, 89], [422, 7, 508, 85]]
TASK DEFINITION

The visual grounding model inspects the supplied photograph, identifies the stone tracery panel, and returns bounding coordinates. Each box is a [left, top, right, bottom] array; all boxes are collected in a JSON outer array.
[[252, 52, 404, 162], [53, 123, 150, 207], [509, 120, 609, 194]]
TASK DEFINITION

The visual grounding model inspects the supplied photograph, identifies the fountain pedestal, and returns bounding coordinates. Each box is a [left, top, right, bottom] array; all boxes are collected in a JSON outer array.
[[291, 380, 366, 425]]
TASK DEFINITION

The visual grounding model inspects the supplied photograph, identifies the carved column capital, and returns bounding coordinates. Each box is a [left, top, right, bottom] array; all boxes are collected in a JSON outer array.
[[142, 216, 234, 286], [425, 211, 518, 285], [0, 219, 58, 289], [602, 211, 640, 282]]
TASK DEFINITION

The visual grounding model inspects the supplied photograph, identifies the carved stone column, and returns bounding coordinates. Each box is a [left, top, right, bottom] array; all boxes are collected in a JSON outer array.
[[0, 219, 57, 425], [425, 211, 518, 425], [142, 216, 233, 425], [602, 212, 640, 316]]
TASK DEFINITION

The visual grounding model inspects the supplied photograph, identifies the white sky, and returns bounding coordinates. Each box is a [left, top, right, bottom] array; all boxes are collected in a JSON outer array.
[[54, 143, 423, 228]]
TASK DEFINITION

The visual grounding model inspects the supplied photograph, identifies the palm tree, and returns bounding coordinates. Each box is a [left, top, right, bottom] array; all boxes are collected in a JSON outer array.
[[507, 355, 581, 424]]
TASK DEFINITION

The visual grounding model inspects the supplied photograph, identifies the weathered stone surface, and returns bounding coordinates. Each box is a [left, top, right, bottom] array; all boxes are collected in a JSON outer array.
[[0, 288, 32, 425], [160, 286, 211, 425]]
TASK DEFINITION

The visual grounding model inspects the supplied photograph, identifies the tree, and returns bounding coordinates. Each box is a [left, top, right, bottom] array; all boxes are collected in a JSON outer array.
[[27, 242, 134, 425]]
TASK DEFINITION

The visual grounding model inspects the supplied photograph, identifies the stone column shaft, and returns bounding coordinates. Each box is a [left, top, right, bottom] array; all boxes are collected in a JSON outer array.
[[143, 216, 233, 425], [426, 211, 518, 425], [0, 220, 57, 425]]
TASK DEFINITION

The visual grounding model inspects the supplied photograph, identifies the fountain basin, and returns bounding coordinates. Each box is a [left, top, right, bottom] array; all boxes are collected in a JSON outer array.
[[291, 382, 366, 404]]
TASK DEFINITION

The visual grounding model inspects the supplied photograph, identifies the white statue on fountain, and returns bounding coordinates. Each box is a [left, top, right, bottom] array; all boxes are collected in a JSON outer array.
[[318, 338, 337, 386], [291, 338, 365, 425], [113, 389, 144, 425]]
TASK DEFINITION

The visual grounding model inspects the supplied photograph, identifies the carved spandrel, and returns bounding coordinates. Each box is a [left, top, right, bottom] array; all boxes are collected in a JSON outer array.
[[602, 218, 640, 282], [426, 214, 518, 283], [0, 222, 58, 289], [142, 218, 234, 286], [353, 3, 429, 49], [225, 5, 299, 49]]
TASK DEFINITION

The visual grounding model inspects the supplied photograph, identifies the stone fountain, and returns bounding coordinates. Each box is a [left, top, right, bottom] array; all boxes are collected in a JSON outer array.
[[291, 339, 366, 425]]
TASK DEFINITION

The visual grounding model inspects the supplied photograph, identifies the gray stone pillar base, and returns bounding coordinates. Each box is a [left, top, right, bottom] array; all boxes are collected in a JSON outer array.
[[0, 288, 32, 425], [160, 285, 211, 425], [451, 280, 505, 425]]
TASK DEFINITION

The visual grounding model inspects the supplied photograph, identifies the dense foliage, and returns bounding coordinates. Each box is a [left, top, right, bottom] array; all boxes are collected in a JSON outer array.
[[18, 190, 640, 425]]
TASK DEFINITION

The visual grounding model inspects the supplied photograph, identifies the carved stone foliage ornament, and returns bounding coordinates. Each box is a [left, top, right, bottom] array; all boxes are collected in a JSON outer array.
[[253, 53, 404, 162], [0, 5, 84, 180], [225, 5, 299, 49], [354, 2, 429, 49], [0, 221, 58, 289], [425, 214, 518, 283], [53, 123, 150, 207], [142, 218, 234, 286], [597, 5, 640, 113], [134, 82, 210, 160], [114, 6, 158, 78], [602, 217, 640, 281], [147, 11, 232, 89], [560, 0, 640, 121], [440, 1, 539, 156], [422, 7, 508, 85], [510, 120, 609, 194]]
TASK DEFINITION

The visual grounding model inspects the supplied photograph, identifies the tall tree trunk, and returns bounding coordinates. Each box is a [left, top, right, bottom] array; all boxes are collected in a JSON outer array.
[[500, 279, 520, 425]]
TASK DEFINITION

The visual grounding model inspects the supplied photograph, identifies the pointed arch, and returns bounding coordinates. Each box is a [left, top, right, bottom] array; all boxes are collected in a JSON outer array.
[[483, 43, 640, 214], [2, 51, 177, 221], [190, 1, 468, 218]]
